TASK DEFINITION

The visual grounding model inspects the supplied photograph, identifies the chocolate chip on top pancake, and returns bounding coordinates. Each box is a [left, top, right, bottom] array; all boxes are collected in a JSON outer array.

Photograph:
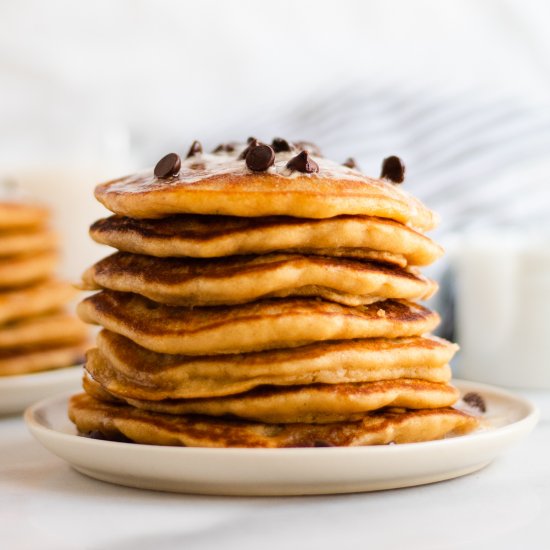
[[86, 331, 456, 399], [94, 146, 438, 230], [77, 291, 440, 355], [90, 214, 443, 266], [81, 252, 438, 307], [83, 374, 460, 424], [69, 392, 479, 448]]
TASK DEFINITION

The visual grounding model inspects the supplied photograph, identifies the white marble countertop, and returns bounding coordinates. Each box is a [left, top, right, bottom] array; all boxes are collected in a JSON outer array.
[[1, 388, 548, 550]]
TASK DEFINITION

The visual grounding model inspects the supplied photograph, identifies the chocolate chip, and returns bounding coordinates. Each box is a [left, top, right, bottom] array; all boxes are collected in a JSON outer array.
[[213, 143, 236, 153], [463, 392, 487, 413], [154, 153, 181, 178], [246, 144, 275, 172], [238, 139, 259, 160], [247, 136, 256, 144], [186, 140, 202, 158], [286, 150, 319, 174], [294, 141, 322, 156], [313, 440, 334, 447], [343, 157, 359, 170], [271, 137, 292, 153], [380, 156, 405, 183]]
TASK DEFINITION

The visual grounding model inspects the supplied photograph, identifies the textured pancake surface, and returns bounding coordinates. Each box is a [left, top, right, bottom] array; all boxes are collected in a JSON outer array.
[[90, 214, 442, 266], [0, 251, 58, 288], [0, 202, 49, 230], [0, 313, 88, 349], [0, 228, 58, 257], [0, 342, 86, 376], [82, 252, 438, 307], [84, 375, 459, 423], [87, 331, 456, 399], [77, 291, 440, 355], [69, 393, 479, 447], [0, 280, 78, 325], [94, 148, 438, 230]]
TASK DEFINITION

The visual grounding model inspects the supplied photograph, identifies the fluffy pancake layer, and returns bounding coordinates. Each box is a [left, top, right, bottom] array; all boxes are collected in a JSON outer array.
[[77, 292, 440, 355], [0, 228, 58, 257], [0, 341, 86, 376], [0, 251, 58, 288], [90, 214, 442, 266], [84, 374, 459, 424], [95, 152, 438, 230], [69, 392, 479, 447], [0, 202, 50, 230], [82, 252, 438, 307], [0, 280, 78, 325], [87, 331, 456, 399], [0, 313, 88, 349]]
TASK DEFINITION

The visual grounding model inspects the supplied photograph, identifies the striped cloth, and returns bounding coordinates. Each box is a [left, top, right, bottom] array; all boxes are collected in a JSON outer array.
[[219, 84, 550, 338]]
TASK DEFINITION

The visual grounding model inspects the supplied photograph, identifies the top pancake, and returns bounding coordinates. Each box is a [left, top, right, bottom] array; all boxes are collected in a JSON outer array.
[[94, 145, 438, 230], [90, 214, 443, 266], [0, 202, 50, 230]]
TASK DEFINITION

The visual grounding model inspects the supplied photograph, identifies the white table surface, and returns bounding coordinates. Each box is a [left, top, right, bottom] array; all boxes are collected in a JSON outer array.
[[1, 388, 548, 550]]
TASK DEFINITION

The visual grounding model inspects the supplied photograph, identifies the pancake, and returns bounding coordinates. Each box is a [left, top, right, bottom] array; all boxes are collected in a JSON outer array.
[[0, 342, 86, 376], [94, 147, 438, 230], [69, 393, 480, 447], [0, 280, 78, 325], [77, 292, 440, 355], [0, 202, 49, 230], [0, 313, 88, 349], [81, 252, 438, 307], [87, 331, 456, 399], [0, 228, 58, 257], [0, 251, 58, 288], [89, 214, 443, 267], [84, 375, 460, 424]]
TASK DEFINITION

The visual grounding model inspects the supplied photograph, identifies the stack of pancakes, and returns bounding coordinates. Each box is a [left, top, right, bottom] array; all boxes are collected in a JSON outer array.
[[70, 139, 479, 447], [0, 201, 88, 376]]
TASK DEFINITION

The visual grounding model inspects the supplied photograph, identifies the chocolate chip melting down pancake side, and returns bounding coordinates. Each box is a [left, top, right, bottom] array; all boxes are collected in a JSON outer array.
[[93, 146, 438, 231], [90, 215, 443, 267], [85, 330, 457, 399], [69, 393, 480, 448], [77, 291, 440, 355], [83, 374, 460, 424], [81, 252, 438, 307]]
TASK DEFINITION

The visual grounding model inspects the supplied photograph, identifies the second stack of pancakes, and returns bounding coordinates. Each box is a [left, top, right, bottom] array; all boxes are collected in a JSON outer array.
[[0, 201, 87, 376], [74, 138, 478, 447]]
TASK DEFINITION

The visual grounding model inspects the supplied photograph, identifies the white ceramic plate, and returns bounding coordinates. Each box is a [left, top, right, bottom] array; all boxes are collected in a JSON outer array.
[[0, 366, 82, 416], [25, 380, 538, 496]]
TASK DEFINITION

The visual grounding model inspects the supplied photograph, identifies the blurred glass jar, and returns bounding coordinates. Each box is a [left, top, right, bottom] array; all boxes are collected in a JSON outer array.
[[454, 230, 550, 389], [0, 78, 135, 280]]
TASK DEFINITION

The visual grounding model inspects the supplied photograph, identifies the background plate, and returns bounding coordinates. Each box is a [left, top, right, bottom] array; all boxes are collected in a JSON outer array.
[[0, 366, 82, 416], [24, 380, 538, 496]]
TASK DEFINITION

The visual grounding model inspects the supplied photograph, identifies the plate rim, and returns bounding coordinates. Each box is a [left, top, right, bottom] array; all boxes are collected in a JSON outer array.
[[24, 378, 540, 456]]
